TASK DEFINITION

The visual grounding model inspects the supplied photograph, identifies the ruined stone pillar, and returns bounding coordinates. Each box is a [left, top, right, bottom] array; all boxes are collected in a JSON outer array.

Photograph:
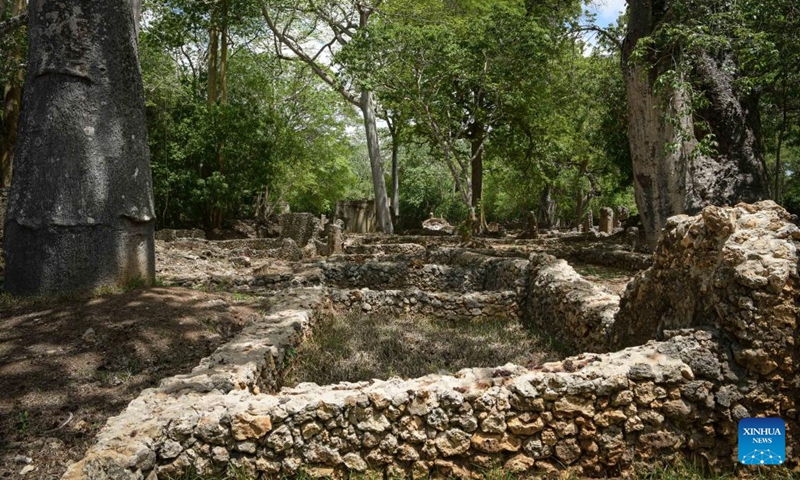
[[615, 206, 629, 229], [325, 224, 344, 256], [527, 211, 538, 239], [582, 210, 593, 233], [599, 207, 614, 234]]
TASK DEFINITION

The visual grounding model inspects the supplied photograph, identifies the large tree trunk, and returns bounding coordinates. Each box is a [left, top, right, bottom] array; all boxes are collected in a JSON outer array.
[[623, 0, 767, 249], [360, 90, 393, 234], [470, 135, 483, 210], [537, 185, 556, 229], [0, 0, 26, 188], [4, 0, 155, 295]]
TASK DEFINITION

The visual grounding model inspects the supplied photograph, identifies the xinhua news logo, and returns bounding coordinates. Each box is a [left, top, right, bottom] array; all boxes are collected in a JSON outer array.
[[738, 418, 786, 465]]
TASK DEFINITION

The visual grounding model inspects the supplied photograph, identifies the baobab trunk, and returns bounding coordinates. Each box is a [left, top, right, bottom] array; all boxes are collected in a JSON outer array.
[[361, 90, 394, 234], [623, 0, 767, 249], [4, 0, 155, 295]]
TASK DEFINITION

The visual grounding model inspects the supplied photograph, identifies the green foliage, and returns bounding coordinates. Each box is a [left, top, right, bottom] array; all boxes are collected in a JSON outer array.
[[333, 0, 635, 228], [140, 0, 364, 228], [0, 2, 26, 87]]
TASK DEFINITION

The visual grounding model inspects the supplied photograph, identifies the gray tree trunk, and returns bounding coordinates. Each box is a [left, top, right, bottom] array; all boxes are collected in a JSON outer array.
[[360, 90, 393, 234], [391, 137, 400, 221], [623, 0, 767, 249], [4, 0, 155, 295], [537, 185, 556, 229]]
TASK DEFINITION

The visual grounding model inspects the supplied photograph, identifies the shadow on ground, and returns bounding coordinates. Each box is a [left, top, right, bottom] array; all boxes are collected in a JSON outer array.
[[0, 287, 269, 480]]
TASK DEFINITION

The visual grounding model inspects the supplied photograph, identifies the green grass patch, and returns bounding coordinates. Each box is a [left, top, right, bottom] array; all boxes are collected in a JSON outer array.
[[284, 310, 567, 386]]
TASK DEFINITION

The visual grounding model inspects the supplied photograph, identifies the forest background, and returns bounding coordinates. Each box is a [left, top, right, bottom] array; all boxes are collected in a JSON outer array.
[[1, 0, 797, 232]]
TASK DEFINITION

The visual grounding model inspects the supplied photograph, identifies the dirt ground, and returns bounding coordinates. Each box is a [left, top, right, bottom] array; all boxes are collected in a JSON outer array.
[[0, 287, 269, 480], [571, 263, 635, 296]]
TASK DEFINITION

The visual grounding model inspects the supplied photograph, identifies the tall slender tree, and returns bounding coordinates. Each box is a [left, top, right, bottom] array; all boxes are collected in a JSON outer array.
[[4, 0, 155, 295], [260, 0, 394, 234]]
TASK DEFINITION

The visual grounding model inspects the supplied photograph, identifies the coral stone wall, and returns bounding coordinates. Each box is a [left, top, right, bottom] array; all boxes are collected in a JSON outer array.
[[61, 202, 800, 479], [525, 254, 620, 353], [65, 329, 778, 479], [611, 201, 800, 469]]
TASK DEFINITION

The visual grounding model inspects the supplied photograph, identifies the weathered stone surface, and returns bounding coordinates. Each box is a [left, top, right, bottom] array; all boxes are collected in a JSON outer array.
[[613, 202, 798, 349], [342, 452, 368, 472], [231, 413, 272, 441], [280, 213, 321, 248], [471, 432, 521, 453], [422, 216, 455, 236], [525, 254, 619, 353], [335, 200, 376, 233], [504, 453, 535, 473], [324, 224, 344, 256], [583, 210, 594, 233], [599, 207, 614, 234], [435, 429, 471, 457]]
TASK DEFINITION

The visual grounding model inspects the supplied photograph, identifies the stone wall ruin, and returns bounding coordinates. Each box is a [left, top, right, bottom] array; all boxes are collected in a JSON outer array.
[[335, 200, 377, 234], [62, 202, 799, 479]]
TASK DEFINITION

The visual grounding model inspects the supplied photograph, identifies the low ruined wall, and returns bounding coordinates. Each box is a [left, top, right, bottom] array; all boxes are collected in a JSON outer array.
[[281, 213, 322, 248], [613, 201, 799, 350], [320, 250, 529, 293], [559, 249, 651, 272], [328, 288, 520, 321], [61, 202, 800, 479], [524, 254, 620, 353], [64, 330, 755, 479], [344, 243, 427, 258], [154, 228, 206, 242], [610, 202, 800, 469]]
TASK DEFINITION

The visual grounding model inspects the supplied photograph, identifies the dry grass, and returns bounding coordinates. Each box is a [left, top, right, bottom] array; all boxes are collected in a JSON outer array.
[[284, 310, 568, 386]]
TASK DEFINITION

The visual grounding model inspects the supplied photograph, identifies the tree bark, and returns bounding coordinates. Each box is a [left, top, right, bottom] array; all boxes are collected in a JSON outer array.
[[132, 0, 142, 36], [470, 131, 487, 233], [774, 95, 787, 202], [470, 134, 483, 210], [361, 90, 393, 234], [391, 133, 400, 221], [537, 185, 556, 229], [0, 0, 26, 187], [623, 0, 767, 249], [4, 0, 155, 295], [386, 114, 400, 222], [219, 0, 229, 105], [207, 19, 219, 105]]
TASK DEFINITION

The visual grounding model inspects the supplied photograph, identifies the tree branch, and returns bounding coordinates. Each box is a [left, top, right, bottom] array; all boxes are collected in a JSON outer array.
[[575, 24, 623, 51], [259, 0, 361, 107]]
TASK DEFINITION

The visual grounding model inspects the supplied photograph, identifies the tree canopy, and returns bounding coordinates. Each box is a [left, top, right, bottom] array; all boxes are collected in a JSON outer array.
[[1, 0, 798, 238]]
